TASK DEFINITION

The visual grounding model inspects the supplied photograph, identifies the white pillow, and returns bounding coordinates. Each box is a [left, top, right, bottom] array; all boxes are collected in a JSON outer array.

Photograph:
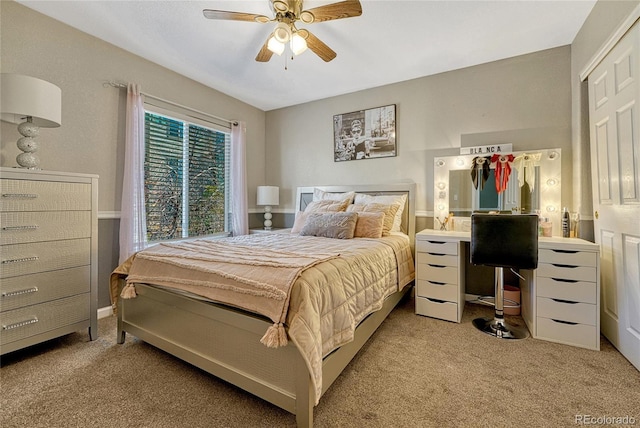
[[313, 188, 356, 204], [354, 193, 407, 232]]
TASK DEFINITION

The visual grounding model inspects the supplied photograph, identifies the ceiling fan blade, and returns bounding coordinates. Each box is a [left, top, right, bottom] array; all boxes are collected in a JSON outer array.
[[203, 9, 270, 23], [300, 0, 362, 24], [298, 29, 337, 62], [255, 36, 275, 62]]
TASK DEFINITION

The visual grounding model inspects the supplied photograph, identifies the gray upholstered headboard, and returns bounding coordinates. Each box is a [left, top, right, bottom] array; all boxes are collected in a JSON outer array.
[[295, 183, 416, 250]]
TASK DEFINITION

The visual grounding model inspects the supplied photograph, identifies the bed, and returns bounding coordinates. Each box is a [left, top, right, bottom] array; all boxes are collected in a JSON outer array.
[[110, 183, 416, 427]]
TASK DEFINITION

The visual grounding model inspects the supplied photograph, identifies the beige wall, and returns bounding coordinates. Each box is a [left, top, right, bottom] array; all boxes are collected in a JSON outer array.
[[0, 1, 266, 212], [266, 47, 573, 217]]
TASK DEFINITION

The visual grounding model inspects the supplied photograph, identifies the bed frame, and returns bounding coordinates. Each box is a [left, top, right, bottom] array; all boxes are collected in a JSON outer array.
[[117, 183, 416, 427]]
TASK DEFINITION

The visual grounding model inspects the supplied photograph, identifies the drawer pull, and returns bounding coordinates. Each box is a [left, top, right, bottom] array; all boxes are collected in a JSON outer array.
[[551, 263, 578, 269], [551, 298, 578, 304], [428, 253, 446, 257], [426, 241, 446, 245], [550, 277, 578, 283], [1, 256, 39, 264], [426, 297, 448, 304], [427, 264, 446, 268], [1, 193, 38, 199], [550, 319, 578, 326], [2, 317, 39, 330], [2, 225, 39, 231], [1, 287, 38, 297], [427, 280, 446, 286], [551, 249, 578, 254]]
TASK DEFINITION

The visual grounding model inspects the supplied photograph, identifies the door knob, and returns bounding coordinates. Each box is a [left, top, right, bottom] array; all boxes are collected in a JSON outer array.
[[595, 210, 599, 219]]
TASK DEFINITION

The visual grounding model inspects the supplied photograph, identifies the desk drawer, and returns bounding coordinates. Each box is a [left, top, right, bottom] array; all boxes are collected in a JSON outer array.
[[536, 317, 598, 350], [0, 266, 90, 312], [537, 263, 596, 282], [417, 264, 458, 284], [0, 293, 89, 345], [415, 296, 458, 322], [536, 297, 596, 325], [536, 277, 597, 304], [1, 211, 91, 245], [416, 240, 457, 255], [416, 252, 458, 267], [416, 279, 458, 302], [539, 249, 597, 267], [1, 179, 91, 212], [0, 238, 90, 279]]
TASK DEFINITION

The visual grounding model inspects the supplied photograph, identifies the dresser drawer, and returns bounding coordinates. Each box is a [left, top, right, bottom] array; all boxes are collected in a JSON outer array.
[[539, 249, 597, 267], [1, 211, 91, 245], [536, 317, 599, 350], [416, 279, 458, 302], [415, 296, 458, 322], [417, 264, 458, 284], [0, 293, 90, 345], [0, 179, 91, 212], [0, 266, 90, 312], [416, 240, 457, 255], [536, 297, 597, 325], [416, 252, 458, 267], [0, 238, 90, 279], [536, 276, 597, 304], [537, 263, 597, 282]]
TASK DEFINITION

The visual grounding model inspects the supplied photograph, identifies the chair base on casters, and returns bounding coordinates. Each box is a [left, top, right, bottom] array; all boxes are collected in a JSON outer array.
[[473, 316, 529, 339]]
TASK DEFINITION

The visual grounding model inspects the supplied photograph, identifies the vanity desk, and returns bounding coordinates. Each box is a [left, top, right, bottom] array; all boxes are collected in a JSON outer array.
[[415, 228, 601, 350]]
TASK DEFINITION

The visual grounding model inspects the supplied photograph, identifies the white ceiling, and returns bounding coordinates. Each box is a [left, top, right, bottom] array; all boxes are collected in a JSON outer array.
[[18, 0, 596, 111]]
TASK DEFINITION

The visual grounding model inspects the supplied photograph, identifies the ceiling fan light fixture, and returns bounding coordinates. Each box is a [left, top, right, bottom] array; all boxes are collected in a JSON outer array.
[[291, 32, 308, 55], [300, 10, 315, 24], [273, 22, 291, 43], [267, 36, 285, 55], [272, 0, 289, 13]]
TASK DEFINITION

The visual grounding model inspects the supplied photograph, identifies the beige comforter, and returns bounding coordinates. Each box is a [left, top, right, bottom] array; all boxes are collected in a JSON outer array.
[[110, 232, 414, 404]]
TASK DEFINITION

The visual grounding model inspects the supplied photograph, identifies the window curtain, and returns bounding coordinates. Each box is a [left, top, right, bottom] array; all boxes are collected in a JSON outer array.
[[231, 121, 248, 235], [119, 83, 147, 264]]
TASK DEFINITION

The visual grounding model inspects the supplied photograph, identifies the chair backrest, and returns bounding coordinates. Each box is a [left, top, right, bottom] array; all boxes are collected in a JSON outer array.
[[471, 214, 539, 269]]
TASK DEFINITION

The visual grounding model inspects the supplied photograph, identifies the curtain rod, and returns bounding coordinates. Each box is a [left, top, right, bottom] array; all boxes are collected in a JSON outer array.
[[103, 80, 238, 126]]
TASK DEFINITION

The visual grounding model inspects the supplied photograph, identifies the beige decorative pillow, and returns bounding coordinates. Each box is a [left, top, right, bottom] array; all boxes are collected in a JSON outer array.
[[304, 199, 350, 213], [354, 193, 407, 232], [299, 212, 358, 239], [291, 211, 308, 234], [354, 212, 385, 238], [347, 202, 399, 236], [313, 189, 356, 204]]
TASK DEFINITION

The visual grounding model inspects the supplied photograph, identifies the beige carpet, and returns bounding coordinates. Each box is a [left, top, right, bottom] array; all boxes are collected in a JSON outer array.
[[1, 293, 638, 428]]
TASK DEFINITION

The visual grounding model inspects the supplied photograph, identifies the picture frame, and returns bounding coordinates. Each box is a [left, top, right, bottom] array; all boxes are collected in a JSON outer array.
[[333, 104, 396, 162]]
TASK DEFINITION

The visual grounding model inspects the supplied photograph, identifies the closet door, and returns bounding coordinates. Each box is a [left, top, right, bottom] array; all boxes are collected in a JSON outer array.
[[588, 21, 640, 370]]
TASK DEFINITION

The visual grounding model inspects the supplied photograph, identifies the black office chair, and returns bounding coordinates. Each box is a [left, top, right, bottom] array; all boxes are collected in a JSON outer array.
[[470, 213, 538, 339]]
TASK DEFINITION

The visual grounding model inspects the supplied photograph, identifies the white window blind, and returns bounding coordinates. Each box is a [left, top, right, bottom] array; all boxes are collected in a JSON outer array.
[[144, 108, 231, 242]]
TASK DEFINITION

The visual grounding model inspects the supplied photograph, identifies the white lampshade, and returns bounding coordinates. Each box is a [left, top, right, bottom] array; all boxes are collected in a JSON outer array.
[[1, 74, 62, 127], [257, 186, 279, 206], [267, 36, 285, 55], [273, 22, 291, 43], [291, 32, 308, 55]]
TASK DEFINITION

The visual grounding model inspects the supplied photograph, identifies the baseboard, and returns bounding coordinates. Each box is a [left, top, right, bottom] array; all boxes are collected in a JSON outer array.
[[97, 306, 113, 319]]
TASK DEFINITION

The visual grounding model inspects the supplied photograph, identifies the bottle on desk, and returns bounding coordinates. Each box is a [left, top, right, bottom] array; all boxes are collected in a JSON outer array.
[[562, 207, 570, 238]]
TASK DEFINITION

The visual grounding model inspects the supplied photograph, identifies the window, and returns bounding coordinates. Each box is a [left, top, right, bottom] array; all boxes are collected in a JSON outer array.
[[144, 108, 231, 242]]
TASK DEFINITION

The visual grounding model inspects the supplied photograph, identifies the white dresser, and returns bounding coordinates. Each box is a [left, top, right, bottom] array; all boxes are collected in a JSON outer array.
[[415, 229, 600, 350], [0, 168, 98, 355]]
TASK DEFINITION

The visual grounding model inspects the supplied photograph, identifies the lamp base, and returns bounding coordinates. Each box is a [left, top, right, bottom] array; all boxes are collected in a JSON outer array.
[[16, 120, 41, 169], [263, 206, 273, 230]]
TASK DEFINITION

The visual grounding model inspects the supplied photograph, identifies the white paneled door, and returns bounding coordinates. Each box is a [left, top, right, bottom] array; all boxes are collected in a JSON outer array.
[[588, 21, 640, 371]]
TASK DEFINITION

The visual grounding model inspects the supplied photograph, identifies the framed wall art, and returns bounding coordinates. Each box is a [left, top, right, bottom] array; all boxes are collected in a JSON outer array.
[[333, 104, 396, 162]]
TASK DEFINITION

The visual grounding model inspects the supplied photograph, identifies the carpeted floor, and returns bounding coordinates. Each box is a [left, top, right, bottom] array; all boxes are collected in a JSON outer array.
[[1, 292, 638, 428]]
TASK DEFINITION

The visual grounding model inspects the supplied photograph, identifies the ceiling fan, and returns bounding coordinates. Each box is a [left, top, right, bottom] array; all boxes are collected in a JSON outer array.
[[203, 0, 362, 63]]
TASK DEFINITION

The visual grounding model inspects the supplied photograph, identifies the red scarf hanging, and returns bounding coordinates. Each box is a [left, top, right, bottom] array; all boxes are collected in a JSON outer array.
[[491, 154, 514, 193]]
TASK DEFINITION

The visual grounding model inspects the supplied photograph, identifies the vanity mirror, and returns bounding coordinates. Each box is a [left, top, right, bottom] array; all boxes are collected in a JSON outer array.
[[434, 148, 562, 235]]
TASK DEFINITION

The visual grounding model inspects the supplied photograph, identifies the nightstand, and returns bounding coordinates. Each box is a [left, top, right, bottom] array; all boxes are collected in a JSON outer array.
[[249, 228, 291, 235]]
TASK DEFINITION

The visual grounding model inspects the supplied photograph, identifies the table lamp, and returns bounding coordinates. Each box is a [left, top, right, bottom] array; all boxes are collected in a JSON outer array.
[[256, 186, 279, 230], [1, 74, 62, 169]]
